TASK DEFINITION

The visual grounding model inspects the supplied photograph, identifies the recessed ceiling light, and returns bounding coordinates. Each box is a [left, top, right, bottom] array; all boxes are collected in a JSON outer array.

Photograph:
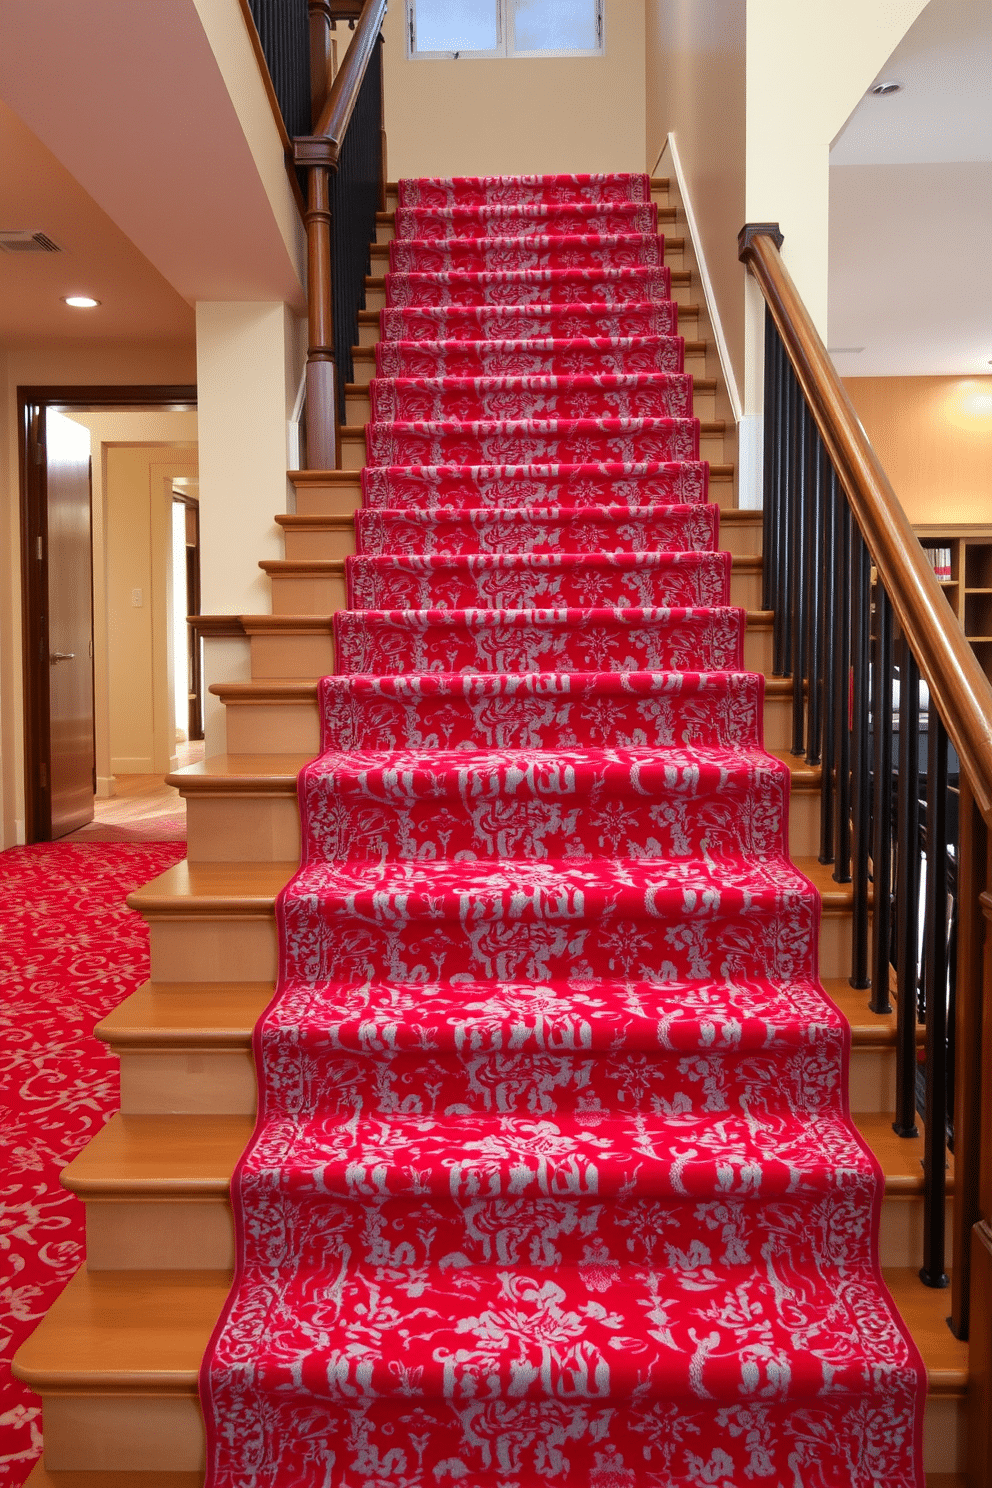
[[62, 295, 101, 308], [870, 81, 903, 96]]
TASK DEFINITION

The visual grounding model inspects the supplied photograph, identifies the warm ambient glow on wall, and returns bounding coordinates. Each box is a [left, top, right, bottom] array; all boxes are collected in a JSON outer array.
[[944, 379, 992, 432]]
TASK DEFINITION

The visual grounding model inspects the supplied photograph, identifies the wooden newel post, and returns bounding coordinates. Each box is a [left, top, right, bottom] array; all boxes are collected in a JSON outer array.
[[304, 163, 338, 470]]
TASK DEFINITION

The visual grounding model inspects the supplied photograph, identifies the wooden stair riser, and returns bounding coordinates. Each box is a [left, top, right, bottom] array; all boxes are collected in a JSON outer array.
[[357, 303, 699, 349], [249, 627, 335, 679], [371, 185, 672, 247], [141, 884, 854, 988], [185, 792, 298, 863], [362, 276, 694, 319], [85, 1199, 234, 1272], [263, 561, 759, 614], [118, 1047, 256, 1117], [182, 771, 815, 865], [349, 336, 710, 386], [217, 681, 791, 756], [288, 470, 741, 520], [336, 413, 721, 471], [39, 1396, 204, 1473], [30, 1383, 963, 1476], [276, 515, 763, 563], [72, 1164, 952, 1276], [242, 619, 770, 684], [108, 1029, 901, 1123], [343, 381, 717, 427]]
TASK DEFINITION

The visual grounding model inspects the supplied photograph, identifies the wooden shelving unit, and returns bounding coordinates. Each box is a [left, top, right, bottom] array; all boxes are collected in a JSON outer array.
[[915, 523, 992, 680]]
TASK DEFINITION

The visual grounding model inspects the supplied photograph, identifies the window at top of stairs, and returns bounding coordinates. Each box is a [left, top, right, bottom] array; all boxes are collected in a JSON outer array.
[[407, 0, 603, 60]]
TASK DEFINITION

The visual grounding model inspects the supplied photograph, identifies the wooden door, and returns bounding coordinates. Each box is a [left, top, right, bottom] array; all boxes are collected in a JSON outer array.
[[44, 409, 95, 837]]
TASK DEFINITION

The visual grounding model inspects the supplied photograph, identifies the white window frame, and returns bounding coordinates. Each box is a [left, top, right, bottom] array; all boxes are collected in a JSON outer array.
[[407, 0, 604, 61]]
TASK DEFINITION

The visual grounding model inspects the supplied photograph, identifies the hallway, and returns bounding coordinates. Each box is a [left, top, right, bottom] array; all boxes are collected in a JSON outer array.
[[62, 743, 203, 844]]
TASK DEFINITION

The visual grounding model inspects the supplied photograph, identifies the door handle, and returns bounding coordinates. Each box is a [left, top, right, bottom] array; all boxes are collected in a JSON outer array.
[[50, 651, 76, 662]]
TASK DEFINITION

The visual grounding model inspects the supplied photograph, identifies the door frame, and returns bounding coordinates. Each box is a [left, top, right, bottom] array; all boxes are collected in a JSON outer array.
[[18, 384, 197, 842]]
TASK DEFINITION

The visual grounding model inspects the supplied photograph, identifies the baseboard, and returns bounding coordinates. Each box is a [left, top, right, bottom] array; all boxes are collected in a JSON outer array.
[[96, 775, 116, 799]]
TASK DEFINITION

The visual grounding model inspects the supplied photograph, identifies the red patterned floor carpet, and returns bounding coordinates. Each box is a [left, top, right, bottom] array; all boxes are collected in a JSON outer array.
[[202, 174, 926, 1485], [0, 841, 185, 1485]]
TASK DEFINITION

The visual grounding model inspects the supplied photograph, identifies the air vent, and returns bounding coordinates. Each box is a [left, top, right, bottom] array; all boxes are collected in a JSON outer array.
[[0, 230, 61, 254]]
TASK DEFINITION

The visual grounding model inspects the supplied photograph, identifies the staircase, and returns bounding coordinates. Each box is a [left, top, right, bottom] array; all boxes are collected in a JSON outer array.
[[13, 175, 967, 1486]]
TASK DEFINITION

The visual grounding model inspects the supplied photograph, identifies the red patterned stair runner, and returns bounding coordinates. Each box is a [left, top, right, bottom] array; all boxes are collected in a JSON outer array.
[[202, 172, 925, 1486]]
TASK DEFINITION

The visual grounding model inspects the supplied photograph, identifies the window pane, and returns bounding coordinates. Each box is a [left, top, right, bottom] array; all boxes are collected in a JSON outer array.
[[513, 0, 598, 51], [415, 0, 499, 52]]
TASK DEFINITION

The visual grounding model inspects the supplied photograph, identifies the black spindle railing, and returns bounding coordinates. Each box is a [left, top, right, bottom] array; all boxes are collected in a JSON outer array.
[[247, 0, 312, 138], [742, 226, 972, 1310], [327, 35, 382, 414]]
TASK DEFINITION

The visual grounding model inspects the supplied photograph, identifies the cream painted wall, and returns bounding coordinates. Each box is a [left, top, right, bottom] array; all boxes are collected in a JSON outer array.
[[644, 0, 746, 399], [845, 375, 992, 526], [0, 340, 195, 847], [382, 1, 646, 178], [65, 412, 198, 790], [102, 444, 198, 775], [196, 301, 303, 617], [743, 0, 929, 401], [643, 0, 929, 418]]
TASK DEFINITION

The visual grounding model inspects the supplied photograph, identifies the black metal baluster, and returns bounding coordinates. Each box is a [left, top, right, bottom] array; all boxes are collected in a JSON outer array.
[[805, 417, 824, 766], [849, 526, 872, 988], [761, 308, 778, 614], [870, 586, 894, 1011], [833, 491, 852, 881], [774, 366, 795, 678], [819, 453, 837, 862], [791, 395, 809, 755], [894, 641, 921, 1129], [921, 702, 950, 1289]]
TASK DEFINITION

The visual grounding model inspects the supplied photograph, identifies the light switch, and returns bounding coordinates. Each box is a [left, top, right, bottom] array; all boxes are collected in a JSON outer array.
[[131, 588, 143, 608]]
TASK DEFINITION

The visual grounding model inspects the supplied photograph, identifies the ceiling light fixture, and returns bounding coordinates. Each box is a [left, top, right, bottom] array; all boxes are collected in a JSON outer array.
[[62, 295, 101, 309], [870, 81, 903, 96]]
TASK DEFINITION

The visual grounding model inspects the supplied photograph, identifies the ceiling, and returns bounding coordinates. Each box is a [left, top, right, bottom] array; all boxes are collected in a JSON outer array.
[[828, 0, 992, 377], [0, 0, 305, 350], [0, 100, 195, 346]]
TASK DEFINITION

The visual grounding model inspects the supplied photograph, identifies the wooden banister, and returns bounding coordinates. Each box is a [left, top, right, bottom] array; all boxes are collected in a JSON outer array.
[[295, 0, 388, 169], [740, 225, 992, 831]]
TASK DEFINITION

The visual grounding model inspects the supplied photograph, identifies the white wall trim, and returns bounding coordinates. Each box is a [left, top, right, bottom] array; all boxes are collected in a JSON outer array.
[[657, 132, 743, 426]]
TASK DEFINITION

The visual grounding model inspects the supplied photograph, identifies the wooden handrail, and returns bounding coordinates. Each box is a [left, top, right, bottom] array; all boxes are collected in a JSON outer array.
[[295, 0, 387, 169], [739, 226, 992, 830]]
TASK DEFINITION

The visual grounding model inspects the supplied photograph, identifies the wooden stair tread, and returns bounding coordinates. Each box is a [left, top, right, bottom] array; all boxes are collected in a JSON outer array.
[[883, 1268, 968, 1394], [339, 413, 720, 438], [375, 206, 679, 228], [369, 236, 688, 261], [290, 470, 360, 487], [358, 304, 700, 326], [258, 557, 345, 574], [61, 1113, 252, 1197], [209, 679, 318, 701], [240, 614, 335, 633], [794, 856, 861, 909], [166, 754, 308, 793], [11, 1267, 229, 1393], [345, 376, 718, 397], [126, 860, 295, 916], [13, 1264, 962, 1397], [24, 1465, 203, 1487], [350, 339, 711, 360], [364, 269, 694, 292], [59, 1108, 946, 1205], [262, 552, 748, 573], [853, 1112, 955, 1195], [767, 749, 820, 786], [275, 513, 353, 530], [96, 982, 272, 1047]]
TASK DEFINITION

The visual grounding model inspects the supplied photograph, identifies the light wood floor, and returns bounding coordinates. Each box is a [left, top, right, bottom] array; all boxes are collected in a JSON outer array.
[[63, 743, 204, 844]]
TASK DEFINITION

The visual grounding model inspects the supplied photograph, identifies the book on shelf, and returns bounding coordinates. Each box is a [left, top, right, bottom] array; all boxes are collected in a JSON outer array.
[[921, 545, 952, 582]]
